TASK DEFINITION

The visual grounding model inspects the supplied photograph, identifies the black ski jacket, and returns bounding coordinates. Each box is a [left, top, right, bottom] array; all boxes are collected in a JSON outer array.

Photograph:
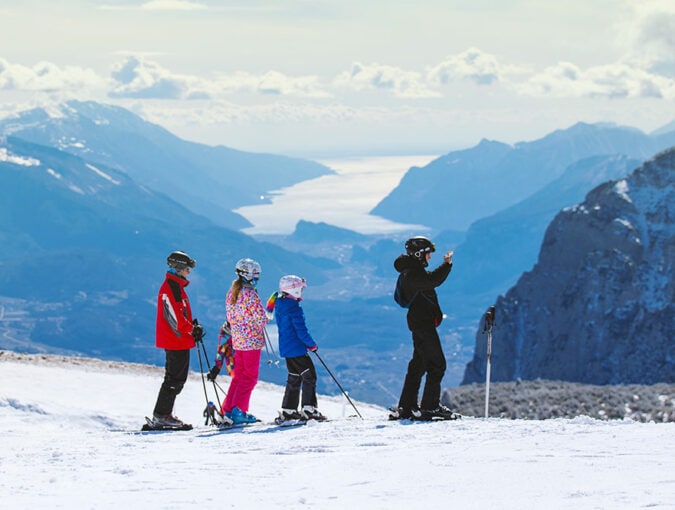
[[394, 254, 452, 331]]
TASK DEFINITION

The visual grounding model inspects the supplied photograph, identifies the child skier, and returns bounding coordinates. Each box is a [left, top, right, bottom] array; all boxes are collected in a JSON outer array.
[[219, 258, 268, 425], [266, 275, 326, 423]]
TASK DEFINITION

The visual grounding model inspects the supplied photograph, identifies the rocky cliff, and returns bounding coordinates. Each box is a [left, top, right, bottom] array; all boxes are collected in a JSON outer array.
[[462, 148, 674, 385]]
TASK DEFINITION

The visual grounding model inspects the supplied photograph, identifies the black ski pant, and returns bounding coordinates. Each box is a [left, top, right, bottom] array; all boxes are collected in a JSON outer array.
[[153, 349, 190, 418], [398, 326, 446, 411], [281, 354, 318, 410]]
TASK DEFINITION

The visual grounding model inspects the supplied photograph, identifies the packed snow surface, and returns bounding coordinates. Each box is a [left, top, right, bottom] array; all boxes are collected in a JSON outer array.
[[1, 355, 674, 509]]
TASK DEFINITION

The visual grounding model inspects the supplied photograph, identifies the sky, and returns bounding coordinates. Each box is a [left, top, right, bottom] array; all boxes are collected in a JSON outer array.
[[1, 0, 675, 157], [2, 355, 675, 509]]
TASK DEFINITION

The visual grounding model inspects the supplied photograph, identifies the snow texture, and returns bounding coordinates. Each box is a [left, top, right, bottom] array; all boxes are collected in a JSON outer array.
[[0, 147, 39, 166], [1, 354, 674, 509]]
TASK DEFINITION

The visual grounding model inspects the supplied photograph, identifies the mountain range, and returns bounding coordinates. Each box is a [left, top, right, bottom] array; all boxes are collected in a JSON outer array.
[[0, 101, 333, 231], [0, 127, 338, 367], [2, 100, 673, 406], [372, 123, 675, 232]]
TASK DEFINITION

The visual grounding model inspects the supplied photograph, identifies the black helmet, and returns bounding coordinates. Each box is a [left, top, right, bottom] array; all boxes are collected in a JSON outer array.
[[405, 236, 435, 264], [167, 251, 195, 270]]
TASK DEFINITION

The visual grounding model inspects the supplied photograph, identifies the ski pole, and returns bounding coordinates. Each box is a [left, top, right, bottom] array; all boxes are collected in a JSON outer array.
[[194, 335, 212, 417], [193, 321, 225, 425], [197, 338, 225, 405], [482, 306, 496, 418], [312, 350, 363, 419], [263, 327, 280, 366]]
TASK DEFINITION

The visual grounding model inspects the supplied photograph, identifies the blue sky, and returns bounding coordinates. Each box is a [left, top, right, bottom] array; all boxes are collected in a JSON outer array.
[[1, 0, 674, 156]]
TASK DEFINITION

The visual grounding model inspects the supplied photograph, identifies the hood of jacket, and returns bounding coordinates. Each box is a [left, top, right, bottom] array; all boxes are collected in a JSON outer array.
[[394, 254, 423, 273]]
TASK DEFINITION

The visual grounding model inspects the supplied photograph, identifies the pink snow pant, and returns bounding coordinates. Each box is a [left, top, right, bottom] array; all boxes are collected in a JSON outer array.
[[222, 349, 261, 414]]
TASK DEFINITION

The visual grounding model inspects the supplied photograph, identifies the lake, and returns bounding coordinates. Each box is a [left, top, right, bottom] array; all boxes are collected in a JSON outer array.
[[235, 154, 438, 235]]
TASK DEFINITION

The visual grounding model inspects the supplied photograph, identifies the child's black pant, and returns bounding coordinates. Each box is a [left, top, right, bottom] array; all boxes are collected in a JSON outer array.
[[282, 354, 318, 410]]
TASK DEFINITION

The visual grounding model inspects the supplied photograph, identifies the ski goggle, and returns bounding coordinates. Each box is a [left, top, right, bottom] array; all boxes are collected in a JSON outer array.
[[414, 243, 435, 258]]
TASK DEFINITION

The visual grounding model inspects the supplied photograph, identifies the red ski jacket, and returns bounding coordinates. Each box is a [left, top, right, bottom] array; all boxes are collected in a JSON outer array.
[[155, 272, 195, 350]]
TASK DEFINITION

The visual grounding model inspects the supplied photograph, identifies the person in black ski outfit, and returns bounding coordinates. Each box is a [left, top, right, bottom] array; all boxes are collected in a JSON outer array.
[[392, 236, 455, 420]]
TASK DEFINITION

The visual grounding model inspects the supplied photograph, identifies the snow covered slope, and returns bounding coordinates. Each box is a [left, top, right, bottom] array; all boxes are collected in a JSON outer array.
[[1, 353, 674, 509]]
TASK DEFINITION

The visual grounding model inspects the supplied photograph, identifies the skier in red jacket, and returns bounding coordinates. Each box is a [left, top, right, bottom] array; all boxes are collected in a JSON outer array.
[[148, 250, 202, 430]]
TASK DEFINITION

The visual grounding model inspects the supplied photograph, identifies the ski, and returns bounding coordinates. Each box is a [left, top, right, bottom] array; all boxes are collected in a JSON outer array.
[[192, 419, 309, 436], [215, 417, 309, 430], [388, 407, 462, 421], [414, 413, 462, 421]]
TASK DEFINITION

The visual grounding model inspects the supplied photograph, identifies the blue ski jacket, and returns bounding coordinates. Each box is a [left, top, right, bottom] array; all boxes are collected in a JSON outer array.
[[274, 295, 317, 358]]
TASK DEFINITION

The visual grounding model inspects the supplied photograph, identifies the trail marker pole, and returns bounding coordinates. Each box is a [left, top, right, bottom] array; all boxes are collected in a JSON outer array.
[[483, 306, 496, 418]]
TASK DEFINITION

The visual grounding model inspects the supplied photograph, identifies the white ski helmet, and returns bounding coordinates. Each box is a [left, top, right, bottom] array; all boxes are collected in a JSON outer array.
[[235, 258, 261, 283], [279, 274, 306, 299]]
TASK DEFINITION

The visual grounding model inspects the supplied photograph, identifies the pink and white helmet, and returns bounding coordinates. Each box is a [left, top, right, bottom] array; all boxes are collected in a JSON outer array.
[[279, 275, 306, 299]]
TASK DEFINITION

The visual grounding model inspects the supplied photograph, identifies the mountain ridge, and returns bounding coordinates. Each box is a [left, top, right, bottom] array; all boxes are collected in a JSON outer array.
[[0, 100, 334, 230], [373, 122, 675, 232]]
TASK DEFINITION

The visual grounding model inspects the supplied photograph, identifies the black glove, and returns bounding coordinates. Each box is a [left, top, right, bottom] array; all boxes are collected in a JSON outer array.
[[207, 365, 220, 381], [192, 324, 204, 342]]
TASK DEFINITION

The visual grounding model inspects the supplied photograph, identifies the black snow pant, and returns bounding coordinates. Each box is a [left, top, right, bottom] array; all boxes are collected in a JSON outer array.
[[153, 349, 190, 417], [281, 354, 318, 410], [397, 326, 446, 411]]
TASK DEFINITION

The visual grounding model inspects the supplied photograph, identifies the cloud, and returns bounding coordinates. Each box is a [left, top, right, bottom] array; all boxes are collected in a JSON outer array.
[[518, 61, 675, 100], [108, 56, 331, 99], [140, 0, 207, 10], [427, 48, 525, 86], [140, 101, 337, 125], [634, 12, 675, 76], [109, 56, 205, 99], [334, 62, 439, 98], [218, 71, 330, 98], [100, 0, 208, 11], [0, 58, 106, 93]]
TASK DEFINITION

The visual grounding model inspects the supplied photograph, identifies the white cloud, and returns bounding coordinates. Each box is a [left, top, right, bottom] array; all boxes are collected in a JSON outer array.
[[334, 62, 439, 98], [0, 58, 106, 93], [100, 0, 208, 11], [427, 48, 524, 86], [633, 12, 675, 76], [141, 0, 207, 10], [224, 70, 331, 98], [518, 61, 675, 100], [109, 56, 330, 99], [109, 56, 205, 99], [135, 100, 381, 127]]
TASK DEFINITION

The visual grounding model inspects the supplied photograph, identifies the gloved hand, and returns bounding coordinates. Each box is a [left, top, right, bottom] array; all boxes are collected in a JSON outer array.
[[308, 344, 318, 352], [219, 322, 231, 337], [192, 324, 204, 342], [207, 365, 220, 381]]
